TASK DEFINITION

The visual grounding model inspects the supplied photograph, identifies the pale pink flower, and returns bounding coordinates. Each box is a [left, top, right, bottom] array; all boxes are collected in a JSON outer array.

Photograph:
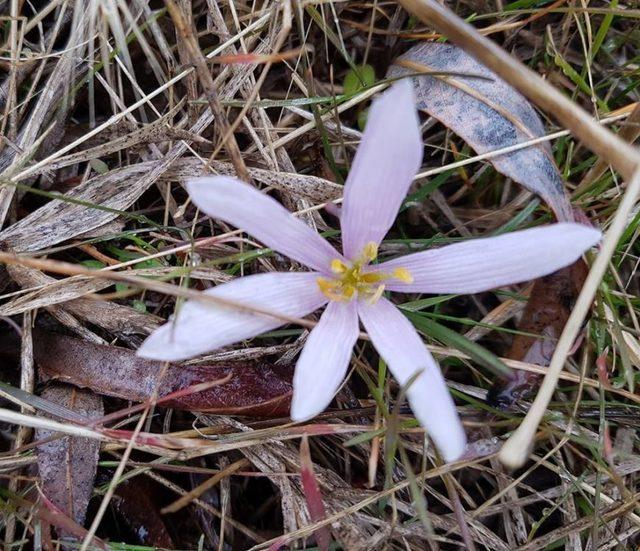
[[138, 81, 601, 461]]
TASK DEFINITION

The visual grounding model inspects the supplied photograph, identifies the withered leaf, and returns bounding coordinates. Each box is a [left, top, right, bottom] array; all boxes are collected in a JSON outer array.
[[488, 260, 588, 408], [34, 330, 293, 416], [0, 164, 153, 253], [35, 384, 104, 534], [388, 43, 573, 221], [112, 478, 174, 548], [0, 159, 341, 254]]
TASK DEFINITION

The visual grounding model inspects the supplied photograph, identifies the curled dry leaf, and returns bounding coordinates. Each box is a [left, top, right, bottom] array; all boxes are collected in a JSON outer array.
[[33, 330, 293, 416], [35, 384, 104, 537], [388, 43, 573, 221]]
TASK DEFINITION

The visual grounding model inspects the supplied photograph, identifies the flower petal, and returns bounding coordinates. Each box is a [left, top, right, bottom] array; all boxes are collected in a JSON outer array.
[[382, 223, 602, 294], [291, 301, 359, 422], [187, 177, 342, 272], [358, 298, 466, 462], [341, 80, 423, 258], [138, 272, 327, 361]]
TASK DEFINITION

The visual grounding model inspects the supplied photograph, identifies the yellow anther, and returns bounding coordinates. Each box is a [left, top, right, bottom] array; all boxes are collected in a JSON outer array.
[[392, 267, 414, 284], [331, 259, 348, 274], [317, 277, 344, 302], [362, 241, 378, 262]]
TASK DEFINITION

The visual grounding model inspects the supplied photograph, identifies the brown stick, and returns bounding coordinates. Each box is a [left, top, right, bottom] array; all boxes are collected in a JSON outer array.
[[397, 0, 640, 180]]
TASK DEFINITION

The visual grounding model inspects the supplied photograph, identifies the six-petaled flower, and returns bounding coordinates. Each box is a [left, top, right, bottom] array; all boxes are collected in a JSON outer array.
[[138, 81, 601, 462]]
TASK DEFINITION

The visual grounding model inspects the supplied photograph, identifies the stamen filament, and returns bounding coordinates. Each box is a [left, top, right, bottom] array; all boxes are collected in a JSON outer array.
[[367, 284, 385, 304]]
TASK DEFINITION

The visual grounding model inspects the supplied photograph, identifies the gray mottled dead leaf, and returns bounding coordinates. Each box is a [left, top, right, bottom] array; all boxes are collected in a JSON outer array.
[[388, 42, 573, 221], [0, 164, 154, 252], [35, 385, 104, 537], [0, 158, 340, 254]]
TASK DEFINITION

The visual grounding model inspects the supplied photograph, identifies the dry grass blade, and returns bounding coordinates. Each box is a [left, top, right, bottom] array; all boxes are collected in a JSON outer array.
[[160, 457, 249, 514], [163, 0, 250, 182], [578, 102, 640, 192]]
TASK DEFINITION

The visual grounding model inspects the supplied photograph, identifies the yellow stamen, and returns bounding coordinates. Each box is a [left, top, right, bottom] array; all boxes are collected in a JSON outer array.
[[317, 277, 345, 302], [362, 241, 378, 262], [317, 246, 413, 304], [331, 259, 348, 274], [392, 267, 414, 284], [343, 285, 356, 300], [361, 271, 386, 284]]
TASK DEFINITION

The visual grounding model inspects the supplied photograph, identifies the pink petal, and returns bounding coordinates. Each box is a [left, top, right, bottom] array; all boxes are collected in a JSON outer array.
[[137, 272, 327, 361], [358, 298, 466, 462], [187, 177, 342, 273], [341, 80, 423, 259], [381, 223, 602, 294], [291, 301, 359, 422]]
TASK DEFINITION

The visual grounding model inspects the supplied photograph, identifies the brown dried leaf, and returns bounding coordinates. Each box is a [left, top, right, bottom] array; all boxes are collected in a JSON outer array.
[[112, 478, 174, 548], [35, 385, 104, 535], [34, 330, 293, 416], [388, 43, 573, 221], [488, 260, 588, 407]]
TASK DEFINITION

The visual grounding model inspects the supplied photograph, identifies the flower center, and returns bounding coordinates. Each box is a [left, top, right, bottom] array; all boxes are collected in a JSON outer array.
[[317, 242, 413, 303]]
